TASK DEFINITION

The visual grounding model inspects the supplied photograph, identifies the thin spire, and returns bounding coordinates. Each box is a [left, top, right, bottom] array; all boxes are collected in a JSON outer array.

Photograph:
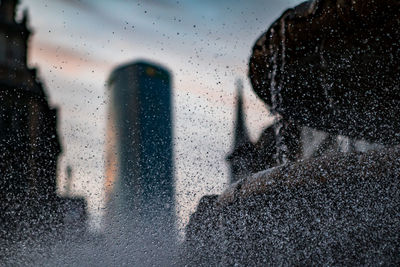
[[65, 165, 73, 196], [233, 79, 251, 149], [22, 8, 29, 26]]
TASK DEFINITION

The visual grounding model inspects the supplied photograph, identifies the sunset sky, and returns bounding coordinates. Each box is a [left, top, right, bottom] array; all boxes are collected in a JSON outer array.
[[19, 0, 302, 231]]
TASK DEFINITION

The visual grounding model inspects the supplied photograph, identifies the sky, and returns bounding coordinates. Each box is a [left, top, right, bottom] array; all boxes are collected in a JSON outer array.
[[19, 0, 303, 232]]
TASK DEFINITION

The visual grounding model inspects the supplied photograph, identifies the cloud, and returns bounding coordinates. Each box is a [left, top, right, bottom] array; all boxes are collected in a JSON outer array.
[[136, 0, 178, 9], [30, 39, 111, 81], [56, 0, 128, 28], [57, 0, 94, 10]]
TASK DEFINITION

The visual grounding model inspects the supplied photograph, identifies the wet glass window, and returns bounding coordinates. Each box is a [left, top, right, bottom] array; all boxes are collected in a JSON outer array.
[[1, 0, 399, 265]]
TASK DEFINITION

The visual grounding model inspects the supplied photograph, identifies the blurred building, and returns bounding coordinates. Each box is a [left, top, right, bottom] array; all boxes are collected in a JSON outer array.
[[105, 61, 174, 229], [227, 80, 381, 185], [227, 80, 277, 184], [0, 0, 86, 241], [60, 166, 87, 237]]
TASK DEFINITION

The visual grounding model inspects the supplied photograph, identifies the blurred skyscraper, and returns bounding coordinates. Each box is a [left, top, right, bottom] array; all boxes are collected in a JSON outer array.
[[105, 61, 174, 230]]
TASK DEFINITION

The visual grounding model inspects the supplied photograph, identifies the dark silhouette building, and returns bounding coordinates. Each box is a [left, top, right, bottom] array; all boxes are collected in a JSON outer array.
[[227, 80, 379, 185], [0, 0, 86, 241], [227, 80, 277, 184], [60, 166, 87, 237], [226, 80, 255, 184], [105, 61, 174, 229]]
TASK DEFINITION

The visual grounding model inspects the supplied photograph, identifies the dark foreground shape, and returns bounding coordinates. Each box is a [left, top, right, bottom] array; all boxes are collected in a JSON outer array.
[[184, 147, 400, 265], [249, 0, 400, 145]]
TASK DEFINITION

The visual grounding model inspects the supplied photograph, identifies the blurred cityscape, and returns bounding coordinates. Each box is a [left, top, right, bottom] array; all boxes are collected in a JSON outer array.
[[1, 1, 178, 262], [2, 0, 400, 265]]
